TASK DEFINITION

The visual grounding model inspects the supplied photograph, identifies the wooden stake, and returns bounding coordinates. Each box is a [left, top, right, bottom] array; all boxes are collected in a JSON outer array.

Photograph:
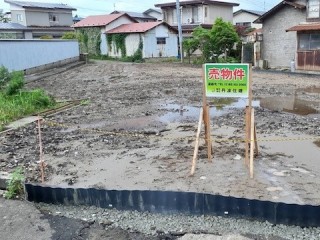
[[190, 107, 203, 176], [203, 104, 209, 146], [202, 65, 212, 162], [37, 116, 45, 183], [254, 124, 259, 156], [249, 108, 255, 179], [245, 106, 250, 166], [205, 104, 212, 162]]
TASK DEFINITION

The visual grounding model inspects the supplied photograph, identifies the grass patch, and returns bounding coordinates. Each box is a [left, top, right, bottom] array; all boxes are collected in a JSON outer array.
[[0, 67, 55, 130], [0, 90, 55, 130], [89, 54, 145, 63]]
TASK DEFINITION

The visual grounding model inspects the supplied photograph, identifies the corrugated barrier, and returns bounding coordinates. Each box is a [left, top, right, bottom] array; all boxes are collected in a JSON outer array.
[[25, 183, 320, 227]]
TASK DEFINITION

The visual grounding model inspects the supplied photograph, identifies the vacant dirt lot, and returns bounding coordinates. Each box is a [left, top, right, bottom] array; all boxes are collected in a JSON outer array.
[[1, 60, 319, 205]]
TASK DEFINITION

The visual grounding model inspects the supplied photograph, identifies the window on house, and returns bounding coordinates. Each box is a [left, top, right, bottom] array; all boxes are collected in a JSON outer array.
[[157, 37, 166, 44], [236, 22, 251, 27], [298, 33, 320, 50], [49, 13, 58, 22], [192, 7, 199, 22], [163, 11, 167, 21], [307, 0, 320, 18], [16, 14, 23, 22], [204, 7, 208, 18]]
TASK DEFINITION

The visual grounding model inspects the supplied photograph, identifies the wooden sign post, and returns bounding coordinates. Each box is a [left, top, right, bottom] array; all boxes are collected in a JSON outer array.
[[190, 64, 258, 178]]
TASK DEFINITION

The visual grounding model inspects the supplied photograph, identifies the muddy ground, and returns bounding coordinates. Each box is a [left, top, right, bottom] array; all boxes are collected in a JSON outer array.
[[0, 60, 319, 205]]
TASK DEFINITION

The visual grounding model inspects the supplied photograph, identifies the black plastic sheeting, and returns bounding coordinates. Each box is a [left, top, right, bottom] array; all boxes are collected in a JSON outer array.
[[25, 183, 320, 227]]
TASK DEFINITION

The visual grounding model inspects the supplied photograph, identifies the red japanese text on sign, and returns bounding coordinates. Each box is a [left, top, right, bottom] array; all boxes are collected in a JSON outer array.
[[208, 68, 246, 81]]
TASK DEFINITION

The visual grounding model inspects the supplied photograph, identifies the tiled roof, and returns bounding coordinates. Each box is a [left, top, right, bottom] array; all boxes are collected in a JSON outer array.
[[143, 8, 162, 14], [111, 11, 156, 20], [254, 1, 306, 23], [155, 0, 239, 8], [0, 22, 27, 30], [287, 23, 320, 32], [246, 28, 262, 36], [233, 9, 265, 17], [106, 22, 175, 34], [4, 0, 76, 10], [73, 13, 135, 28]]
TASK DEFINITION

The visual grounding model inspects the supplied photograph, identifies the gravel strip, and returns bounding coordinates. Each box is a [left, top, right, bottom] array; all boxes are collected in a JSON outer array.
[[36, 202, 320, 239]]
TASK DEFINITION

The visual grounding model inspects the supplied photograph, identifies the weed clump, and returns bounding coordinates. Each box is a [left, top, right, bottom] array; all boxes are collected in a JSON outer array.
[[5, 167, 25, 199]]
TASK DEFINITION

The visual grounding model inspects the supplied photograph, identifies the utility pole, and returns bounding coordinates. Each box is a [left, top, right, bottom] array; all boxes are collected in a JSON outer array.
[[176, 0, 183, 63]]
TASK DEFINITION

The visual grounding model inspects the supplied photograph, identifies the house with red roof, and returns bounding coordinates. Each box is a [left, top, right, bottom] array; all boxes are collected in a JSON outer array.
[[254, 0, 320, 72], [106, 21, 178, 58], [74, 13, 178, 59], [73, 13, 137, 55]]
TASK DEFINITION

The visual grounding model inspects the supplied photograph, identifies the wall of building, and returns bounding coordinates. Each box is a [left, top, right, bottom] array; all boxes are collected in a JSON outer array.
[[105, 16, 136, 32], [24, 10, 73, 27], [25, 11, 49, 26], [164, 8, 176, 25], [261, 6, 305, 68], [163, 4, 234, 25], [11, 10, 27, 26], [233, 12, 262, 29], [125, 34, 141, 57], [0, 40, 79, 71], [143, 26, 178, 58], [100, 33, 108, 55], [52, 12, 73, 27], [147, 11, 162, 21], [107, 33, 141, 57], [207, 5, 233, 23]]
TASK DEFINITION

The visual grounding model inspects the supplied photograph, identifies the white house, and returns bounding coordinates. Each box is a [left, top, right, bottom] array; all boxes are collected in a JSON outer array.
[[73, 13, 137, 55], [4, 0, 76, 38], [233, 9, 265, 29], [155, 0, 239, 36], [106, 21, 178, 58]]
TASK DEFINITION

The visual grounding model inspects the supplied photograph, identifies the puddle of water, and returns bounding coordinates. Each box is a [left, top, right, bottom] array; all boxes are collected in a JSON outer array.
[[159, 98, 260, 123], [259, 96, 319, 115], [298, 86, 320, 94]]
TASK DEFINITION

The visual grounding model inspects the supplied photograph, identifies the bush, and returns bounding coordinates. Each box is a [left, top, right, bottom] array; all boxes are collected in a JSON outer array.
[[40, 35, 53, 39], [61, 32, 77, 40], [5, 71, 24, 95]]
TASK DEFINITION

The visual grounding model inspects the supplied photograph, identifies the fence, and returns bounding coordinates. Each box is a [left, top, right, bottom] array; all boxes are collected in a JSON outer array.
[[0, 39, 79, 72]]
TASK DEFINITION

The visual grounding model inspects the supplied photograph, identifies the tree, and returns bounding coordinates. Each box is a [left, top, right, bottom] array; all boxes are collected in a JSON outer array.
[[210, 18, 240, 61], [0, 9, 9, 23], [187, 18, 240, 63], [182, 38, 198, 63]]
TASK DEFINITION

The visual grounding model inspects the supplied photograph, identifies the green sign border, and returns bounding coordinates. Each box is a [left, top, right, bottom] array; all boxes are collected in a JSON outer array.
[[204, 63, 250, 98]]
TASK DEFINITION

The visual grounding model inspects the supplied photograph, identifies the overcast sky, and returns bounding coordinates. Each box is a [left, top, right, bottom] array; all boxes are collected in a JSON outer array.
[[0, 0, 282, 17]]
